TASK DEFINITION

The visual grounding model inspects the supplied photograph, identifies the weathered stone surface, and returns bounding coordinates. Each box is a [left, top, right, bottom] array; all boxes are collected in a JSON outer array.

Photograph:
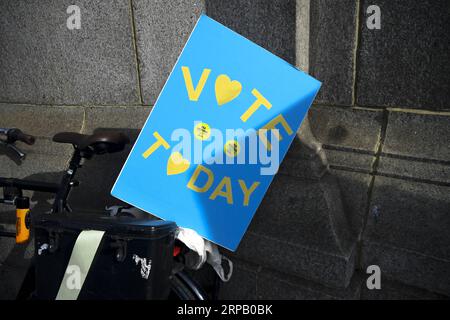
[[280, 119, 329, 180], [331, 169, 371, 235], [218, 260, 258, 300], [233, 230, 356, 289], [206, 0, 296, 64], [219, 259, 363, 300], [362, 241, 450, 296], [82, 105, 151, 133], [308, 105, 383, 152], [133, 0, 204, 105], [325, 149, 374, 172], [0, 138, 71, 177], [378, 156, 450, 185], [357, 0, 450, 110], [290, 105, 382, 172], [361, 277, 448, 300], [362, 176, 450, 295], [252, 174, 354, 253], [257, 268, 362, 300], [0, 104, 84, 138], [228, 172, 357, 288], [309, 0, 357, 106], [278, 154, 328, 180], [0, 0, 139, 105], [383, 110, 450, 161]]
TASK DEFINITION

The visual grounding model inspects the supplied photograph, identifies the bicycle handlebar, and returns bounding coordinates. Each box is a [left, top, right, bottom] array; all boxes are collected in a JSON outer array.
[[0, 128, 36, 160], [0, 177, 60, 193], [4, 128, 35, 145]]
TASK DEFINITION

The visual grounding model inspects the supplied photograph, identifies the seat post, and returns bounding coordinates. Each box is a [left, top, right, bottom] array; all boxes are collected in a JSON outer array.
[[52, 149, 83, 213]]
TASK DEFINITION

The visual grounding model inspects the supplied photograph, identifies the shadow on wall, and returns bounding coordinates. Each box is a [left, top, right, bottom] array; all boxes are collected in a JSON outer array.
[[68, 127, 141, 213]]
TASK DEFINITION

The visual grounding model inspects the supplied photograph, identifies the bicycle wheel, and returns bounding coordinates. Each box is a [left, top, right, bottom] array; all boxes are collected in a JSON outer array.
[[169, 271, 207, 300]]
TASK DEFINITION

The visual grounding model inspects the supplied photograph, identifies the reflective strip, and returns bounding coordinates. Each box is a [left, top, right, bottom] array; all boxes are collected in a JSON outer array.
[[56, 230, 105, 300]]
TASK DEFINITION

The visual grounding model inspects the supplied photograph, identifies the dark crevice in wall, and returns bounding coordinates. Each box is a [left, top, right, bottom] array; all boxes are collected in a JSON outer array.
[[380, 152, 450, 166], [355, 107, 389, 270], [128, 0, 144, 105], [352, 0, 362, 107]]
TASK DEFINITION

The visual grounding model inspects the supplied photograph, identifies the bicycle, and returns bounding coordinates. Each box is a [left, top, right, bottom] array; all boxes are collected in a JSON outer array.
[[0, 127, 210, 300]]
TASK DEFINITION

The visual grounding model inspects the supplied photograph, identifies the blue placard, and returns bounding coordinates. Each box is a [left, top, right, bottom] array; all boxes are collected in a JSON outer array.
[[111, 15, 321, 251]]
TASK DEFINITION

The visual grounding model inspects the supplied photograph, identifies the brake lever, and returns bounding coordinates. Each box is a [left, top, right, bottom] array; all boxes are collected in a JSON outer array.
[[0, 140, 26, 160]]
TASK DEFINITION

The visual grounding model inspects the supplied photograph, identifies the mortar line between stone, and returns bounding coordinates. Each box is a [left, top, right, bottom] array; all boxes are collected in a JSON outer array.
[[355, 108, 389, 270], [0, 102, 149, 108], [352, 0, 361, 106], [80, 107, 87, 134], [129, 0, 144, 105]]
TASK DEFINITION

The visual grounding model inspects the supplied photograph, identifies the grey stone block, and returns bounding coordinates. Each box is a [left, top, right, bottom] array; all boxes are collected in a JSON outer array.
[[133, 0, 204, 105], [325, 149, 374, 172], [362, 176, 450, 295], [331, 169, 371, 235], [309, 0, 357, 106], [219, 259, 258, 299], [206, 0, 296, 64], [383, 110, 450, 162], [378, 156, 450, 185], [308, 105, 383, 152], [357, 0, 450, 110], [362, 241, 450, 296], [0, 104, 84, 138], [232, 230, 357, 289], [230, 172, 358, 288], [252, 174, 355, 254], [282, 106, 380, 186], [82, 105, 151, 133], [0, 0, 140, 105], [0, 153, 68, 183], [293, 105, 382, 172], [280, 119, 329, 180], [257, 268, 362, 300], [361, 277, 448, 300], [278, 154, 328, 180]]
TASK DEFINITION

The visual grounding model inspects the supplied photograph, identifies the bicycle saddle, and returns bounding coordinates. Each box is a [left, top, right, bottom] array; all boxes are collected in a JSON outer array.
[[53, 131, 130, 154]]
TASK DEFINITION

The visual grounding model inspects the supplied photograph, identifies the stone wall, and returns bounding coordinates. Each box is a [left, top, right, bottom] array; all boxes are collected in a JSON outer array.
[[0, 0, 449, 299]]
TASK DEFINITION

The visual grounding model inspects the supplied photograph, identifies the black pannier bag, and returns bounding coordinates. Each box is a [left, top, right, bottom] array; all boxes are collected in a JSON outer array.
[[33, 213, 177, 300]]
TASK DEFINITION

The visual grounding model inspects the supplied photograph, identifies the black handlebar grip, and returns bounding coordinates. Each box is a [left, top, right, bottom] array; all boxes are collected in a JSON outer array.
[[8, 129, 35, 145], [17, 131, 35, 145]]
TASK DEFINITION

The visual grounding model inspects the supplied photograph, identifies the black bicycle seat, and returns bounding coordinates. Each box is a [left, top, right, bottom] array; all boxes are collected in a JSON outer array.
[[53, 131, 130, 154]]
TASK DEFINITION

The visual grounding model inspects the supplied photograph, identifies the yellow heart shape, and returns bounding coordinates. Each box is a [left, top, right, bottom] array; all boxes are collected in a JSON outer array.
[[167, 152, 190, 176], [215, 74, 242, 106]]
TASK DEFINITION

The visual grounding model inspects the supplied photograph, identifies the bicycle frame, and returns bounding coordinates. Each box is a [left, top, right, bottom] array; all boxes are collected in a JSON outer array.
[[0, 129, 85, 242], [1, 127, 211, 300]]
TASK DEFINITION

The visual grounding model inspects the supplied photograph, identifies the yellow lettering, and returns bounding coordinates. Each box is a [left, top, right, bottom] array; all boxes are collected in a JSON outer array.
[[181, 66, 211, 101], [187, 165, 214, 193], [259, 114, 294, 150], [238, 180, 260, 206], [209, 176, 233, 204], [142, 131, 170, 159], [240, 89, 272, 122]]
